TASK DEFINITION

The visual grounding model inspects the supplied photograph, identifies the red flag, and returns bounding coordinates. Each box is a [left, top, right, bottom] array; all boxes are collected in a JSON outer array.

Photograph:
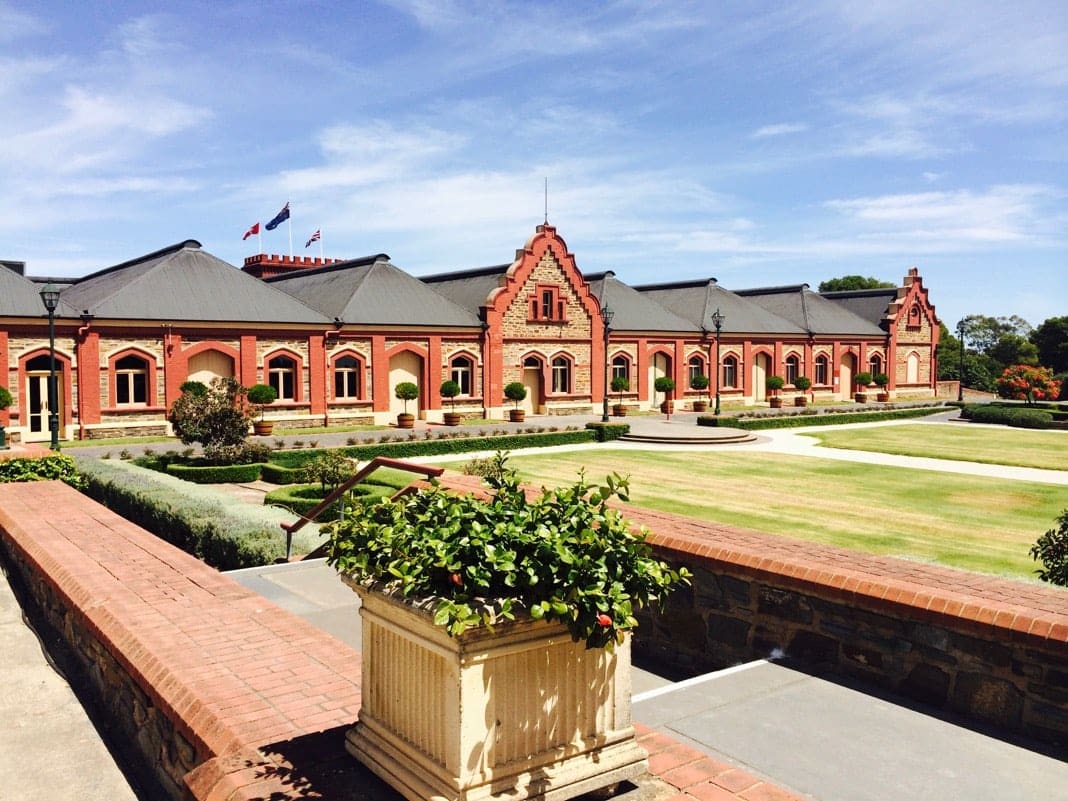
[[242, 222, 260, 240]]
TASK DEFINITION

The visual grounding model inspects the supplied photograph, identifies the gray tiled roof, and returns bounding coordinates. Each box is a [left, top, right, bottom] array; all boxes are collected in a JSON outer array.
[[61, 241, 329, 324], [420, 264, 511, 316], [270, 257, 481, 327], [736, 285, 886, 336], [585, 272, 699, 333], [0, 265, 80, 318], [820, 289, 896, 328], [636, 279, 806, 335]]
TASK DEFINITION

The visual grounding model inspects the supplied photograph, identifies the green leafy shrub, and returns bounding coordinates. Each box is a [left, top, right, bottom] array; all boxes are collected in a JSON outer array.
[[1031, 510, 1068, 586], [794, 376, 812, 391], [690, 374, 709, 391], [260, 462, 303, 484], [585, 422, 630, 441], [327, 453, 690, 649], [765, 375, 785, 392], [247, 383, 278, 421], [394, 381, 419, 415], [0, 454, 84, 488], [610, 376, 630, 400], [264, 482, 392, 523], [165, 462, 265, 483], [301, 450, 358, 491], [504, 381, 527, 408], [962, 404, 1053, 429], [168, 377, 253, 461], [853, 372, 873, 388]]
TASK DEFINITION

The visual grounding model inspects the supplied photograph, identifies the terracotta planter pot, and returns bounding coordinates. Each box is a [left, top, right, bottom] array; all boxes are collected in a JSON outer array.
[[769, 397, 783, 408], [854, 392, 868, 403], [877, 393, 890, 403], [509, 409, 525, 423], [342, 580, 647, 801], [692, 401, 708, 413], [612, 404, 627, 417], [660, 400, 674, 414], [253, 420, 274, 436], [443, 412, 462, 426], [397, 413, 415, 429], [794, 397, 807, 407]]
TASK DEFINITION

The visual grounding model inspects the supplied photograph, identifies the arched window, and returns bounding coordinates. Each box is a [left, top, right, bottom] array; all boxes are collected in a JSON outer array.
[[785, 354, 801, 385], [551, 356, 571, 394], [722, 355, 738, 388], [814, 355, 829, 386], [268, 355, 297, 401], [450, 355, 474, 396], [114, 354, 149, 405], [908, 304, 922, 329], [688, 355, 707, 388], [611, 354, 630, 382], [333, 355, 362, 399], [869, 353, 884, 377]]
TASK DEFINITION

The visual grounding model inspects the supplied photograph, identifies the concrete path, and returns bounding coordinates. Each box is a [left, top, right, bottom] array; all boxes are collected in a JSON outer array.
[[227, 560, 1068, 801], [0, 560, 140, 801]]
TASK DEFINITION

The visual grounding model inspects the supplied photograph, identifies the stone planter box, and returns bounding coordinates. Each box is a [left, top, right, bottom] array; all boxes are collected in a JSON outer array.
[[343, 578, 647, 801]]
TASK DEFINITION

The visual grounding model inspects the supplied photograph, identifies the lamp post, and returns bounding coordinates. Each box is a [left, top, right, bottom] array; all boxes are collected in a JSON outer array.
[[956, 320, 966, 402], [599, 303, 614, 422], [39, 282, 61, 450], [711, 308, 724, 415]]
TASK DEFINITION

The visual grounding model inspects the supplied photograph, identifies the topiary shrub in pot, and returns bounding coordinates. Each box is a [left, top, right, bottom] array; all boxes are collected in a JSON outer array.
[[610, 375, 630, 416], [0, 385, 12, 449], [766, 374, 785, 408], [853, 371, 873, 403], [690, 373, 710, 412], [504, 381, 527, 422], [654, 376, 676, 415], [394, 381, 419, 428], [247, 383, 278, 436], [440, 379, 462, 426], [326, 453, 690, 801], [793, 375, 811, 407], [873, 372, 890, 402]]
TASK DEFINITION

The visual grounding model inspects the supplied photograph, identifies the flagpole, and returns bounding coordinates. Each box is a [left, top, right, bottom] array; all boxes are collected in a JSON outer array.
[[257, 229, 262, 254], [287, 212, 293, 259], [319, 228, 324, 261]]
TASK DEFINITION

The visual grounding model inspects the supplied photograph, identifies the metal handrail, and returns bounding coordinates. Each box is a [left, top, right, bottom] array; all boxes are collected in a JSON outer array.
[[279, 456, 444, 560]]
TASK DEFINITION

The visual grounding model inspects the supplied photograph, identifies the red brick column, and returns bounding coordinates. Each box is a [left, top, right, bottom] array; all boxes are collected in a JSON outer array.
[[76, 329, 101, 427], [307, 334, 326, 417]]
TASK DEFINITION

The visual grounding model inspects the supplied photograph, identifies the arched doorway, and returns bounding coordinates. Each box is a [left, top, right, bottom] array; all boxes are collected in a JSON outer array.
[[187, 350, 235, 384], [521, 356, 543, 414], [839, 353, 856, 401], [24, 354, 64, 443], [389, 351, 423, 418], [648, 352, 671, 407], [752, 353, 770, 402]]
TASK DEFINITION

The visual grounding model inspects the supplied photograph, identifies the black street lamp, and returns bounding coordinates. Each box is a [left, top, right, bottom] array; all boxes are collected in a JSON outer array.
[[39, 282, 61, 450], [956, 320, 966, 402], [711, 308, 725, 415], [599, 303, 615, 422]]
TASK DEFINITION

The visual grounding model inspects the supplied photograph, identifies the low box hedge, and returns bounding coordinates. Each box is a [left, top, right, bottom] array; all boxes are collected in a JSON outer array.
[[697, 406, 943, 430], [165, 461, 265, 483], [260, 462, 303, 484], [264, 483, 394, 522], [585, 422, 630, 441], [961, 404, 1053, 429]]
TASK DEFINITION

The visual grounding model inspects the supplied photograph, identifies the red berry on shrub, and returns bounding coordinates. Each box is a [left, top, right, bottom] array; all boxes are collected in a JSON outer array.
[[597, 614, 612, 627], [450, 572, 463, 587]]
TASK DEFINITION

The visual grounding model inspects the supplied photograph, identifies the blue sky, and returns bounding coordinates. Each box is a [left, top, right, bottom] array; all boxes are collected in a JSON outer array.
[[2, 1, 1066, 331]]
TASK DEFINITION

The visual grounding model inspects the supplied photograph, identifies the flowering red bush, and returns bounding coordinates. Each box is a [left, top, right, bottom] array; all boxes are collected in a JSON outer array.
[[996, 364, 1061, 405]]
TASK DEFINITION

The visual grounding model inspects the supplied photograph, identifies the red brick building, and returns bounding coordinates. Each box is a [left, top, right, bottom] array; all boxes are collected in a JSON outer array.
[[0, 224, 939, 442]]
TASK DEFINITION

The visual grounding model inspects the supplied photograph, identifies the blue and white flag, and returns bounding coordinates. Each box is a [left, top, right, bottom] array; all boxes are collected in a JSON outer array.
[[265, 202, 290, 231]]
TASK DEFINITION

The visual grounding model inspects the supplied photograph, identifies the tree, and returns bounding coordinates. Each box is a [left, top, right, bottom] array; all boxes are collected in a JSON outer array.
[[168, 377, 253, 460], [995, 364, 1061, 405], [988, 334, 1038, 368], [1031, 316, 1068, 374], [818, 276, 895, 292], [959, 314, 1032, 356], [1030, 509, 1068, 587]]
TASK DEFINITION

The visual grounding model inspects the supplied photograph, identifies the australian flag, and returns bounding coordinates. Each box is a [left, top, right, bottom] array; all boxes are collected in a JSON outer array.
[[265, 202, 290, 230]]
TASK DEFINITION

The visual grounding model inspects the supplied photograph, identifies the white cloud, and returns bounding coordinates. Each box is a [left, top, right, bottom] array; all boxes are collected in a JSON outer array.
[[0, 4, 47, 42], [751, 123, 808, 138]]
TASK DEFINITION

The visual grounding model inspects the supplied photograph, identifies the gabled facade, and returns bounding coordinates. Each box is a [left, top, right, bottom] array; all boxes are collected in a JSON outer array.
[[0, 224, 941, 442]]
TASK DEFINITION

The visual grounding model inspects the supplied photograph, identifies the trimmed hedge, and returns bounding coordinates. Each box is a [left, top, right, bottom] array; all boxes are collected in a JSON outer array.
[[585, 422, 630, 441], [270, 430, 597, 470], [73, 457, 322, 569], [264, 483, 394, 522], [260, 462, 303, 484], [961, 404, 1054, 429], [165, 461, 266, 483], [697, 407, 944, 430]]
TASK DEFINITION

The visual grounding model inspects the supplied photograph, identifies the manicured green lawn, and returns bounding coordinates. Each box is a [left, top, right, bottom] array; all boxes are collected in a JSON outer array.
[[477, 449, 1065, 580], [805, 424, 1068, 470]]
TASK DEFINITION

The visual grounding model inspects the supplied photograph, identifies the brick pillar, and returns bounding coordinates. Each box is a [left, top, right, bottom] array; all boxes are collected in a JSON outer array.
[[163, 332, 184, 410], [0, 330, 8, 428], [371, 335, 388, 413], [742, 340, 753, 399], [636, 338, 649, 402], [76, 329, 101, 427], [308, 334, 326, 417], [239, 336, 258, 387], [427, 336, 442, 410]]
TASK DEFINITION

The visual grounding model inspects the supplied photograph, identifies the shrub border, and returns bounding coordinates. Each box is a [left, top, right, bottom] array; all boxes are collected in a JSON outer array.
[[697, 407, 942, 430]]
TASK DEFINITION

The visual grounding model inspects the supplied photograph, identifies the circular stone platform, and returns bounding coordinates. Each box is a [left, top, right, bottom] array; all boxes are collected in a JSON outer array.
[[615, 416, 757, 444]]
